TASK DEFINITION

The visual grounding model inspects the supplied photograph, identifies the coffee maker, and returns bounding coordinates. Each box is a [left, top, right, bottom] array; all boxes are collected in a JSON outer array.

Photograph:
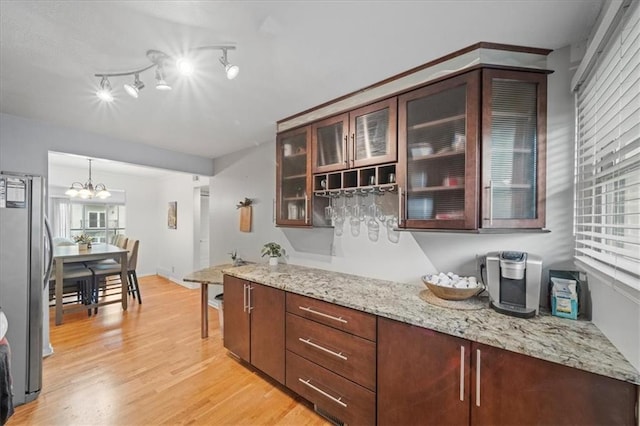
[[482, 251, 542, 318]]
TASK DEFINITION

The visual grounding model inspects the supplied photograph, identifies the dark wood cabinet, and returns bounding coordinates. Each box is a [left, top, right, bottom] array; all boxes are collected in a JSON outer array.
[[470, 342, 638, 426], [276, 126, 312, 227], [398, 71, 480, 230], [378, 317, 638, 426], [398, 68, 548, 230], [223, 275, 250, 361], [377, 317, 471, 426], [312, 98, 397, 173], [480, 69, 547, 229], [285, 292, 377, 425], [223, 275, 285, 384]]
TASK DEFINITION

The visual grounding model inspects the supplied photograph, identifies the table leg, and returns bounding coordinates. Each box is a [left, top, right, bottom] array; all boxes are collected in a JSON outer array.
[[120, 252, 128, 311], [55, 259, 63, 325], [201, 283, 209, 338]]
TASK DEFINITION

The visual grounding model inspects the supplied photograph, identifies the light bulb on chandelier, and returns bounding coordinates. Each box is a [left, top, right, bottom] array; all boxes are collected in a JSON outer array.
[[94, 45, 239, 102]]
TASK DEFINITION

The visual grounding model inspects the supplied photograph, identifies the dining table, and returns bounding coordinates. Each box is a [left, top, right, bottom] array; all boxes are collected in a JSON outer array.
[[53, 243, 128, 325]]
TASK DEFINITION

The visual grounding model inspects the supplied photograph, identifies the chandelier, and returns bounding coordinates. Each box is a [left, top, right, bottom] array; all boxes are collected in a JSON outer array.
[[95, 45, 239, 102], [65, 159, 111, 199]]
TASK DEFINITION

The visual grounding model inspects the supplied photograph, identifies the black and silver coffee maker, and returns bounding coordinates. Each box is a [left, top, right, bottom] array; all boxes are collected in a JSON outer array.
[[483, 251, 542, 318]]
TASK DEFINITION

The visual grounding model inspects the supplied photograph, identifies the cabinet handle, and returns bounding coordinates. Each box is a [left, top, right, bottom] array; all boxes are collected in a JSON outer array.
[[299, 337, 348, 360], [489, 180, 494, 225], [242, 284, 248, 313], [298, 378, 347, 408], [298, 306, 347, 324], [460, 346, 465, 402], [304, 193, 309, 224], [350, 133, 355, 167], [476, 349, 481, 407], [272, 198, 276, 224], [248, 285, 254, 313], [343, 135, 348, 167], [398, 186, 404, 226]]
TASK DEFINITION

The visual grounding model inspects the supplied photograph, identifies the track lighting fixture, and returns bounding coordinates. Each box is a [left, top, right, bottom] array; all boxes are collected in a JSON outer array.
[[94, 45, 238, 102], [123, 73, 144, 98]]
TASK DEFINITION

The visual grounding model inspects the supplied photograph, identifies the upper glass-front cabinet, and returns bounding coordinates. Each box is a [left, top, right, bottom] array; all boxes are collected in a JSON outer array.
[[276, 126, 312, 227], [481, 69, 547, 229], [312, 98, 397, 173], [398, 71, 480, 229]]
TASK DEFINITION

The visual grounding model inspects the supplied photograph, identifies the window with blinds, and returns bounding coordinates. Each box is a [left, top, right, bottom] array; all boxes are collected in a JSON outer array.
[[574, 0, 640, 291]]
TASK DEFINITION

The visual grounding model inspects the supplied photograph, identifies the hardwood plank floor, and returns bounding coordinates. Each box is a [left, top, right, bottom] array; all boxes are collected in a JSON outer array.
[[8, 275, 329, 425]]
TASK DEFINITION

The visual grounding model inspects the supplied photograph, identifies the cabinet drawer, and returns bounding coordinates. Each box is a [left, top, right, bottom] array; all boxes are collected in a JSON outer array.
[[286, 350, 375, 426], [286, 313, 376, 391], [286, 293, 376, 341]]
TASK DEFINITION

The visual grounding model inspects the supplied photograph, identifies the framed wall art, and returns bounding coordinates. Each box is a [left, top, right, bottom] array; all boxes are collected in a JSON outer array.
[[168, 201, 177, 229]]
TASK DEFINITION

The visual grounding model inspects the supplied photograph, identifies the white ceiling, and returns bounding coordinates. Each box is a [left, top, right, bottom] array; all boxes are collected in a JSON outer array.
[[1, 1, 603, 162]]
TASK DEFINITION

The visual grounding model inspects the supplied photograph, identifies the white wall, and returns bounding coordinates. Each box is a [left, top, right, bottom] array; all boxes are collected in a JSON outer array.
[[209, 47, 639, 370], [156, 173, 202, 288]]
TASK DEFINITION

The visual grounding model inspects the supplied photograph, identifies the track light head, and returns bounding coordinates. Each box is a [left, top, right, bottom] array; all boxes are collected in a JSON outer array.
[[124, 74, 145, 98], [96, 76, 114, 102], [155, 65, 172, 91], [219, 49, 239, 80]]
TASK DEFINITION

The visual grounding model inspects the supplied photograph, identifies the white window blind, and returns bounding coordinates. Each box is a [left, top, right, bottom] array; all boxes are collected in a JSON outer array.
[[574, 0, 640, 291]]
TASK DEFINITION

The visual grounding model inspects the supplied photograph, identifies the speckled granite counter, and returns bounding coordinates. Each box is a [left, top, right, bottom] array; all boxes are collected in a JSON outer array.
[[219, 262, 640, 385]]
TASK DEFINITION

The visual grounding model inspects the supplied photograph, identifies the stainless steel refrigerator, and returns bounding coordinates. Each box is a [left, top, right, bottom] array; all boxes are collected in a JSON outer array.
[[0, 172, 53, 405]]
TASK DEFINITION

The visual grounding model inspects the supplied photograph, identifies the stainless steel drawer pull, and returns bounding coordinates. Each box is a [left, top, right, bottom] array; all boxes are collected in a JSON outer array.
[[298, 306, 348, 324], [476, 349, 481, 407], [299, 338, 348, 360], [298, 378, 347, 408], [460, 345, 465, 402]]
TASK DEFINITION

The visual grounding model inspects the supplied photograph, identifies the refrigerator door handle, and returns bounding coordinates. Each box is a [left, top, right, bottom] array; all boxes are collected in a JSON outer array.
[[43, 215, 54, 287]]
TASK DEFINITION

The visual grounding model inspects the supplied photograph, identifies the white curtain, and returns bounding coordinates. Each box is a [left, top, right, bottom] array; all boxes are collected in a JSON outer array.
[[49, 197, 71, 238]]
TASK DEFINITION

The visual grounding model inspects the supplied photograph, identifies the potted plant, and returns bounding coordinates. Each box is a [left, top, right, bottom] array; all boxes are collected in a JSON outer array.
[[261, 242, 285, 266], [73, 234, 93, 250]]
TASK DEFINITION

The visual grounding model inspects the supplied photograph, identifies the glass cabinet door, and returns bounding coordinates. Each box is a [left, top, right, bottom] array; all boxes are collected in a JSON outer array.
[[349, 98, 397, 168], [481, 70, 546, 229], [398, 71, 480, 229], [312, 113, 349, 173], [276, 126, 312, 226]]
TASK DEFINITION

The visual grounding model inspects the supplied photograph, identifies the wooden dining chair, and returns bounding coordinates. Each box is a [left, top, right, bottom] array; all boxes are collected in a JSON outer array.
[[49, 265, 96, 316], [89, 239, 141, 312]]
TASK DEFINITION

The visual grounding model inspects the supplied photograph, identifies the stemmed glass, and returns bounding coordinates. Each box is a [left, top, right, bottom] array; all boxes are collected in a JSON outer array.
[[368, 193, 386, 223]]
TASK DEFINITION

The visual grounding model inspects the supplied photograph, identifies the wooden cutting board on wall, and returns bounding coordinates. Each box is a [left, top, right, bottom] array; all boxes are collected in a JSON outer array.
[[239, 206, 252, 232]]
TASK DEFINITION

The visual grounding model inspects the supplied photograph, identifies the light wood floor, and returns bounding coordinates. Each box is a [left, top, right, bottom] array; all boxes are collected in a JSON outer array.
[[9, 275, 329, 425]]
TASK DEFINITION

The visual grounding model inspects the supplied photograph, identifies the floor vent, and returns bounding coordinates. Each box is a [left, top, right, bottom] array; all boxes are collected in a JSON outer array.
[[314, 405, 344, 426]]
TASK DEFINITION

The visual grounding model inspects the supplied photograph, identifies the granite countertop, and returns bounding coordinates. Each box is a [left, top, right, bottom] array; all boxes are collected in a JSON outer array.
[[196, 262, 639, 385], [184, 264, 232, 285]]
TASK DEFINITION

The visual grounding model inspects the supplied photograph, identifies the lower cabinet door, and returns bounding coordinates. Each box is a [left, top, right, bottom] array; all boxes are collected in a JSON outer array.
[[223, 275, 250, 361], [377, 317, 471, 426], [250, 283, 285, 384], [471, 342, 638, 425], [286, 350, 375, 426]]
